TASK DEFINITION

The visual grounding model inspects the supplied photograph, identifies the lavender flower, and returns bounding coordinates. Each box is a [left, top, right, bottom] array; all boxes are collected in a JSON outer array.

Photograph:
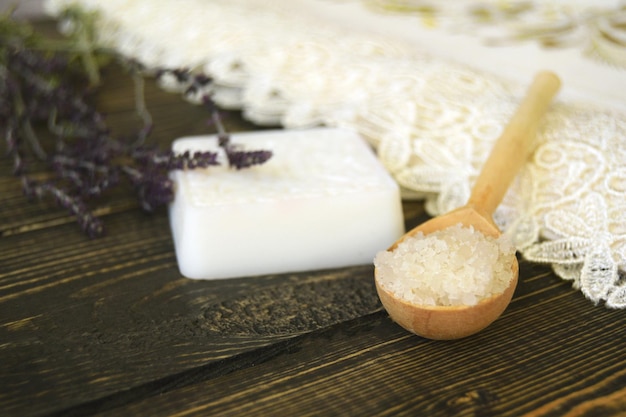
[[223, 148, 274, 170], [1, 15, 272, 238], [22, 178, 104, 238]]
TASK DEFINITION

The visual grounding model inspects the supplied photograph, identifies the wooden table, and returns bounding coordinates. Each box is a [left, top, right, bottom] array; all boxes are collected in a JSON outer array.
[[1, 22, 625, 417]]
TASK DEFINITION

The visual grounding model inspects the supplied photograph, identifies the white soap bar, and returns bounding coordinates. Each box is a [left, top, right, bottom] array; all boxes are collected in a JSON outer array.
[[169, 128, 404, 279]]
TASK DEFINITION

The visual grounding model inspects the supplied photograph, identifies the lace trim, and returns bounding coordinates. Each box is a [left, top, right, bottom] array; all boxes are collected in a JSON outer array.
[[44, 0, 626, 307], [364, 0, 626, 68]]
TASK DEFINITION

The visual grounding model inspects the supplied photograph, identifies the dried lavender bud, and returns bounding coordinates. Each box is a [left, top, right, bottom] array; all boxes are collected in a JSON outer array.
[[224, 148, 274, 170], [173, 68, 191, 83], [194, 73, 211, 86], [131, 146, 220, 170], [122, 165, 174, 212], [155, 68, 192, 93], [22, 178, 105, 238], [174, 150, 220, 170]]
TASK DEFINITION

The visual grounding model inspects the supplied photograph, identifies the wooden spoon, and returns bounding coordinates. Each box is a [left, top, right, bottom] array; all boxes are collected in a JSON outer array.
[[375, 71, 561, 340]]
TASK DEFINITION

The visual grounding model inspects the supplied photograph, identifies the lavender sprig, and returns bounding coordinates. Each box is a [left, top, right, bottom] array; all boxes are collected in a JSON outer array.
[[22, 177, 104, 238], [202, 96, 273, 169], [1, 15, 272, 237]]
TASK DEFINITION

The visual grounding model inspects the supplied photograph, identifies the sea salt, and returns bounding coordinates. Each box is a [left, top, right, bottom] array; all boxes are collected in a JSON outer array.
[[374, 223, 515, 306]]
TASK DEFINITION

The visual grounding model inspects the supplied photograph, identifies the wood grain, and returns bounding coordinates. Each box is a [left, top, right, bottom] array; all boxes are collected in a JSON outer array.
[[1, 20, 625, 417], [80, 260, 623, 417]]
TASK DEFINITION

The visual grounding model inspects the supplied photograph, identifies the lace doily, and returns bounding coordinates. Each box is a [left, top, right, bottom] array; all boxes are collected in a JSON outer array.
[[44, 0, 626, 308]]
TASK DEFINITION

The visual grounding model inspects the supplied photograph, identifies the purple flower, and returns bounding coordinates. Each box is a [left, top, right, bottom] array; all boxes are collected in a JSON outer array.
[[2, 16, 272, 238]]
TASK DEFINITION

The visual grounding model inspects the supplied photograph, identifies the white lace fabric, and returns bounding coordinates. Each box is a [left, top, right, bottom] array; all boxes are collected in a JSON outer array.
[[44, 0, 626, 307]]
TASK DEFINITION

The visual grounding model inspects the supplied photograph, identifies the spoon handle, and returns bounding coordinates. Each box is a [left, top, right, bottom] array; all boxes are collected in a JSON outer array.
[[467, 71, 561, 216]]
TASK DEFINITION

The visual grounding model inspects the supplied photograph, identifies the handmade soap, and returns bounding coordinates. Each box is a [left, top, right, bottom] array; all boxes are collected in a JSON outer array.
[[169, 128, 404, 279]]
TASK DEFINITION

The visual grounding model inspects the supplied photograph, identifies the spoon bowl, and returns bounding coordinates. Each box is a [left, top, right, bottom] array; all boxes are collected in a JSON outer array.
[[375, 71, 561, 340], [375, 206, 518, 340]]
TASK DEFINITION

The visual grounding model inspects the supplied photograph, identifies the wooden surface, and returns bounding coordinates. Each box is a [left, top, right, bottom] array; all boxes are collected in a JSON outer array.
[[1, 23, 626, 417]]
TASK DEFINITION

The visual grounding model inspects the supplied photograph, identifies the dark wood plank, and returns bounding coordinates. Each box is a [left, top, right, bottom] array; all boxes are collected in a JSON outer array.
[[89, 260, 626, 417], [0, 211, 386, 416]]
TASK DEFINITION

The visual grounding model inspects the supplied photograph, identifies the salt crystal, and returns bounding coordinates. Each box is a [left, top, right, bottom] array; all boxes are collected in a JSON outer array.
[[374, 223, 515, 306]]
